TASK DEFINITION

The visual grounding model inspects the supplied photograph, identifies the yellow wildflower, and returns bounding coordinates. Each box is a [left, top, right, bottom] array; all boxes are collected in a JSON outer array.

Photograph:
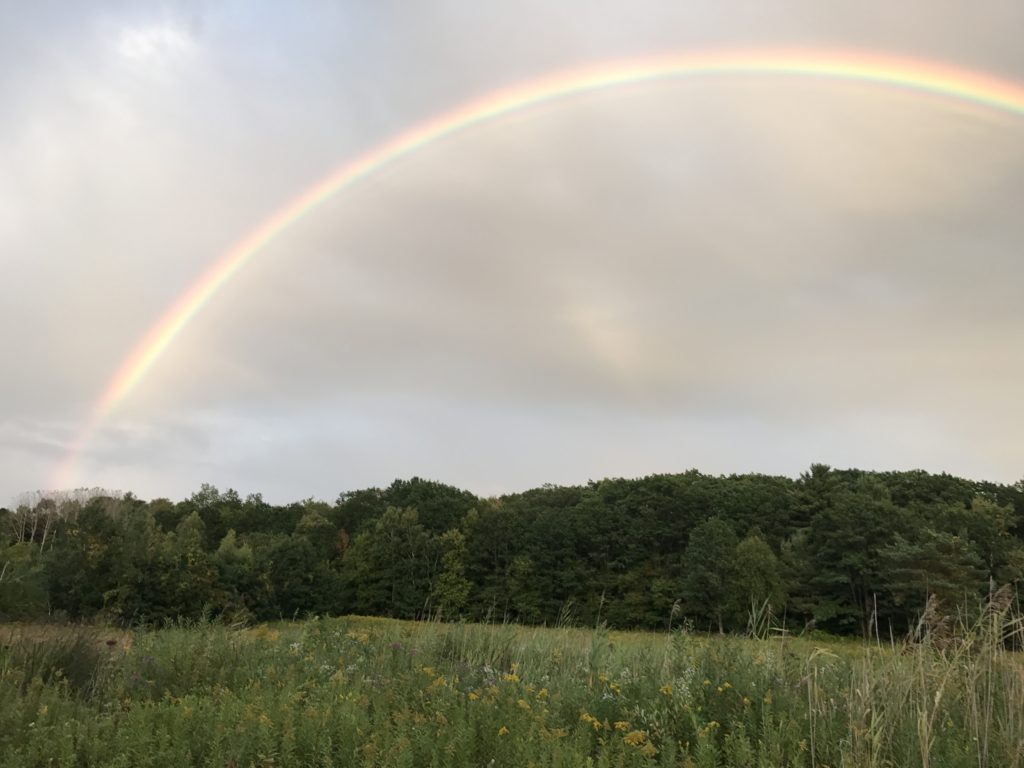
[[517, 699, 531, 711], [614, 721, 630, 731], [640, 742, 659, 758], [702, 679, 711, 687], [537, 688, 549, 700], [623, 730, 647, 746], [498, 726, 510, 736], [722, 682, 732, 689], [659, 684, 673, 696], [503, 673, 520, 683], [468, 691, 479, 701]]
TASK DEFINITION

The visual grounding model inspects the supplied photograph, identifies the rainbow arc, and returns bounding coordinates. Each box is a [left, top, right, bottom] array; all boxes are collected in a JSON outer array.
[[54, 48, 1024, 488]]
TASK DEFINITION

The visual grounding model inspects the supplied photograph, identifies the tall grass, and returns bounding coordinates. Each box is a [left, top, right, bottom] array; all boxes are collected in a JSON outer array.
[[0, 601, 1022, 766]]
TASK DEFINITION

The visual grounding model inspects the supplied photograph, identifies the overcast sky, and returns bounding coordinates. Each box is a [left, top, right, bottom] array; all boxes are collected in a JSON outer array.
[[2, 1, 1023, 504]]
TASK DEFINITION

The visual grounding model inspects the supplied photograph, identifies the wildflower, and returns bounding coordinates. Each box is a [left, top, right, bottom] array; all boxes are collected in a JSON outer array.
[[659, 684, 673, 696], [623, 730, 646, 746], [743, 696, 751, 706], [431, 676, 447, 688], [640, 742, 658, 758], [598, 673, 609, 684], [503, 673, 520, 683], [717, 686, 723, 693], [702, 679, 711, 687], [498, 726, 510, 736], [799, 739, 808, 752], [537, 688, 548, 700], [580, 712, 604, 731], [422, 666, 436, 676], [722, 682, 732, 689], [614, 721, 630, 731], [468, 691, 479, 701], [517, 699, 531, 711]]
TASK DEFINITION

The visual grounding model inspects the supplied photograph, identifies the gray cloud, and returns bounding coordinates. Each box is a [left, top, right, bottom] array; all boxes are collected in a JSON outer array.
[[2, 1, 1023, 502]]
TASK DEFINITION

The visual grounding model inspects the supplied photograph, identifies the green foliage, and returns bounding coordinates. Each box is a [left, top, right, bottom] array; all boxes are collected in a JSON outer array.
[[0, 543, 48, 620], [4, 612, 1024, 766], [342, 507, 435, 619], [432, 529, 471, 619], [682, 517, 739, 633], [729, 533, 786, 628], [4, 467, 1023, 636]]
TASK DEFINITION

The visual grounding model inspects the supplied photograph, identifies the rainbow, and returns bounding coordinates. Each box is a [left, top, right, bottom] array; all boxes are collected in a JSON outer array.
[[54, 47, 1024, 487]]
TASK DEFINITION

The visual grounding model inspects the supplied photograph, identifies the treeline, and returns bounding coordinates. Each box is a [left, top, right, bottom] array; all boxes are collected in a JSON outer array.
[[1, 466, 1022, 636]]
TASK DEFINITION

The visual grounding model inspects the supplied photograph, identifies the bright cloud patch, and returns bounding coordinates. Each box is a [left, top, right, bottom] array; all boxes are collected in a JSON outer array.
[[115, 24, 194, 62]]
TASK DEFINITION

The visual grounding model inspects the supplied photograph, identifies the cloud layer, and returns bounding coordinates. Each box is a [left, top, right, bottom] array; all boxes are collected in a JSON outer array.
[[2, 2, 1023, 502]]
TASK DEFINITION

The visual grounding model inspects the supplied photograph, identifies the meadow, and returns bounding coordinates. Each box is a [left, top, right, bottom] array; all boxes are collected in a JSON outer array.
[[1, 606, 1022, 768]]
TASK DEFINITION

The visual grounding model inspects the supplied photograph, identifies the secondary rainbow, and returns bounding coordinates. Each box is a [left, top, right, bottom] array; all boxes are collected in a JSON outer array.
[[55, 47, 1024, 487]]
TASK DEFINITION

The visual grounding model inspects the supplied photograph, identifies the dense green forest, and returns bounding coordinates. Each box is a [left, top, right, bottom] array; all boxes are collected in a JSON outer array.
[[2, 466, 1022, 636]]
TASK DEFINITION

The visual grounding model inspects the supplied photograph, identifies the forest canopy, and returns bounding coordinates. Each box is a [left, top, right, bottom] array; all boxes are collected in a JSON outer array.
[[2, 467, 1022, 636]]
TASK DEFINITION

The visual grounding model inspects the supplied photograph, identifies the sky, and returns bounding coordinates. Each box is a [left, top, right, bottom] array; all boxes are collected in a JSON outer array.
[[2, 1, 1023, 504]]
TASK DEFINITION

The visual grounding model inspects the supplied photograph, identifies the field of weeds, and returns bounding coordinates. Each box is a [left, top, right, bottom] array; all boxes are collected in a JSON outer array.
[[1, 607, 1022, 767]]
